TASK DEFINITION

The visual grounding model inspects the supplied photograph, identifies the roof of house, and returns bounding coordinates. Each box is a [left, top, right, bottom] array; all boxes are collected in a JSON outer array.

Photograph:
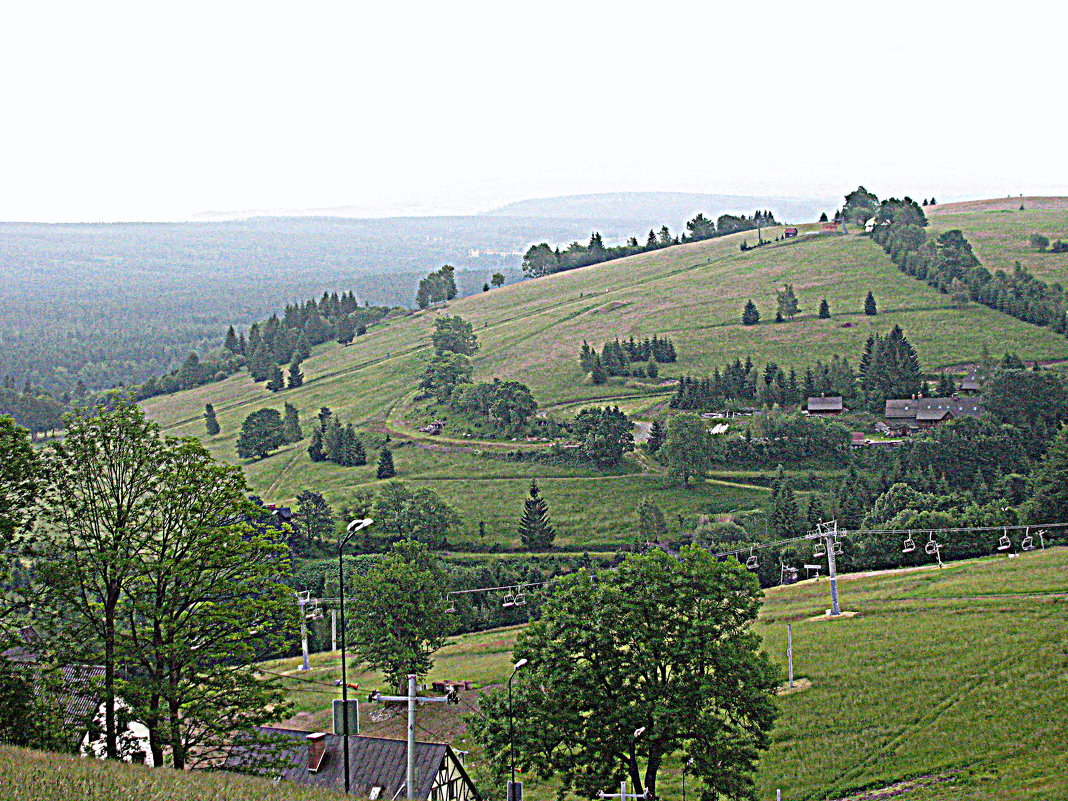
[[885, 397, 984, 420], [960, 369, 983, 391], [226, 728, 475, 801], [807, 396, 844, 412]]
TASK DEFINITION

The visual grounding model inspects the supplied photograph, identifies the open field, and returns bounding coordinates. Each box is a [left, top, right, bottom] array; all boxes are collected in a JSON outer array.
[[264, 547, 1068, 801], [928, 198, 1068, 284]]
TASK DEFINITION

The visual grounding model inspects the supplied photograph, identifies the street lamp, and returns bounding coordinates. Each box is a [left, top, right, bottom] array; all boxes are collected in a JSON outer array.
[[339, 518, 374, 794], [508, 658, 528, 800]]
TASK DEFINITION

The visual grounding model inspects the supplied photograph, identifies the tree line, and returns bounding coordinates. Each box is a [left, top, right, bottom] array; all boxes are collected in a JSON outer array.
[[578, 335, 677, 383], [522, 210, 779, 278]]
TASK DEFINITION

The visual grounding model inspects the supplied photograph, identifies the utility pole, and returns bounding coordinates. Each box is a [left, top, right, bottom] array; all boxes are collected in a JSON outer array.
[[331, 608, 337, 652], [369, 675, 456, 801]]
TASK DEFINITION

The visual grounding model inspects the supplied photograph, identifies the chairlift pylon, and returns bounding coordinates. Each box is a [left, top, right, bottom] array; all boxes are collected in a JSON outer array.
[[902, 532, 916, 553]]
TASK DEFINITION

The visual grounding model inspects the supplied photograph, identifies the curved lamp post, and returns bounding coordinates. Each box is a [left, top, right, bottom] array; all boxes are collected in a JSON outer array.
[[340, 518, 374, 793], [508, 658, 528, 798]]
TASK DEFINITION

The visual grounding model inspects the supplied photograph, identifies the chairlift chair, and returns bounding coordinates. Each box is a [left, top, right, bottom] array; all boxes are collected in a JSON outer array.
[[1020, 534, 1035, 551], [832, 536, 844, 556], [514, 586, 527, 606], [997, 529, 1012, 551], [902, 532, 916, 553], [501, 588, 516, 608], [745, 549, 759, 570], [924, 532, 939, 556], [812, 538, 827, 558]]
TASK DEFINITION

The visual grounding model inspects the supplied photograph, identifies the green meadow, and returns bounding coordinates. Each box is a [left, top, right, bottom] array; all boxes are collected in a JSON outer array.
[[258, 546, 1068, 801], [141, 207, 1068, 542]]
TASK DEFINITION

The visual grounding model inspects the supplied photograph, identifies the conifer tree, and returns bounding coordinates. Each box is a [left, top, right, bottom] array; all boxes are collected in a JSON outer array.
[[323, 417, 342, 461], [590, 355, 607, 385], [350, 430, 367, 466], [646, 419, 665, 453], [224, 326, 240, 354], [307, 427, 325, 462], [742, 300, 760, 325], [518, 479, 555, 549], [266, 365, 285, 392], [288, 358, 304, 389], [770, 481, 801, 538], [864, 291, 878, 315], [282, 402, 303, 444], [204, 403, 220, 436], [646, 358, 658, 380], [376, 448, 396, 479], [818, 298, 830, 319]]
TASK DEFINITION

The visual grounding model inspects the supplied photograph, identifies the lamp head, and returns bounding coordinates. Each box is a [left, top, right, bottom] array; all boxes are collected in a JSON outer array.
[[634, 726, 646, 738], [513, 658, 528, 671], [347, 518, 374, 533]]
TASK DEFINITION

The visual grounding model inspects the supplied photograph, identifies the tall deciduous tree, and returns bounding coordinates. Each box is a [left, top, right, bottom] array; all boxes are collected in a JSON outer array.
[[659, 413, 717, 487], [294, 489, 335, 549], [0, 416, 39, 621], [372, 483, 459, 547], [471, 548, 779, 800], [347, 539, 451, 693], [432, 315, 479, 356], [236, 408, 286, 459], [573, 406, 634, 467], [37, 402, 165, 759], [518, 479, 555, 549]]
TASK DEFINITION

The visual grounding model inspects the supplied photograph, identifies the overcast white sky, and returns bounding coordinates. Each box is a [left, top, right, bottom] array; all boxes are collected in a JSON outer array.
[[2, 0, 1066, 222]]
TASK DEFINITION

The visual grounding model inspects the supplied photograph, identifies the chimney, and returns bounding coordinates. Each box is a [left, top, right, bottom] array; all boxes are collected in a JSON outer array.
[[307, 732, 327, 773]]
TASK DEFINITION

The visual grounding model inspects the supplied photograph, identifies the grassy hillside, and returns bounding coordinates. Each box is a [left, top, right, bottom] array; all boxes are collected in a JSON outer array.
[[263, 547, 1068, 801], [141, 210, 1068, 545], [928, 198, 1068, 285]]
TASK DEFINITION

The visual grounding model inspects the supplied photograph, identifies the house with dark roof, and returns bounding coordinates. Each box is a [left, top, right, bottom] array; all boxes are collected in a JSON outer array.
[[884, 396, 985, 433], [226, 728, 481, 801], [806, 396, 845, 416], [959, 369, 983, 393]]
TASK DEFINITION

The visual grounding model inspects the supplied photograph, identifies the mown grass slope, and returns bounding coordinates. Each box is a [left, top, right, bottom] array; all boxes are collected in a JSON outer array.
[[263, 547, 1068, 801], [141, 209, 1068, 544]]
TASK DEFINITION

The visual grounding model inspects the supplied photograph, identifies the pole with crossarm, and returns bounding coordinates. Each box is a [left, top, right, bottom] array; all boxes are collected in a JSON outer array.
[[368, 675, 457, 801]]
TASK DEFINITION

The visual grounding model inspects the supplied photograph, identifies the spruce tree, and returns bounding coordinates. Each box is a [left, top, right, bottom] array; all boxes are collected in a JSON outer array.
[[646, 419, 665, 453], [282, 402, 303, 443], [307, 427, 325, 462], [323, 417, 343, 462], [818, 298, 830, 319], [266, 365, 285, 392], [351, 432, 367, 466], [742, 300, 760, 325], [204, 403, 220, 436], [646, 358, 658, 380], [1023, 425, 1068, 524], [518, 479, 555, 549], [590, 355, 607, 385], [288, 358, 304, 389], [224, 326, 240, 354], [864, 291, 878, 315], [376, 448, 396, 479]]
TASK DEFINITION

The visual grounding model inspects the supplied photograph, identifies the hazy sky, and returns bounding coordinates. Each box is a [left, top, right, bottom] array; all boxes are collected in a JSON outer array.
[[3, 1, 1065, 222]]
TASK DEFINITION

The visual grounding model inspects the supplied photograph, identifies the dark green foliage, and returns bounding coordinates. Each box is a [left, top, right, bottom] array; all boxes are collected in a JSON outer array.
[[864, 291, 878, 315], [637, 497, 668, 542], [590, 355, 607, 385], [818, 298, 830, 319], [518, 479, 555, 549], [770, 479, 802, 538], [0, 387, 66, 437], [431, 315, 478, 355], [843, 186, 880, 224], [659, 412, 718, 487], [904, 417, 1028, 490], [985, 369, 1068, 449], [742, 300, 760, 325], [646, 419, 665, 453], [307, 427, 325, 462], [776, 284, 801, 320], [577, 336, 676, 381], [282, 402, 303, 444], [204, 403, 220, 436], [372, 482, 460, 547], [1023, 425, 1068, 524], [265, 365, 285, 392], [415, 265, 458, 308], [347, 540, 450, 692], [376, 448, 395, 479], [470, 549, 778, 800], [450, 379, 537, 430], [287, 358, 303, 389], [490, 272, 505, 288], [419, 353, 472, 402], [236, 408, 286, 459], [294, 490, 335, 552], [859, 326, 922, 400], [1029, 233, 1050, 251], [572, 406, 634, 467]]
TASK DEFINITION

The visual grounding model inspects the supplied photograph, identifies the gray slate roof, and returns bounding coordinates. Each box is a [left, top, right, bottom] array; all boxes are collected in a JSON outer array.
[[226, 727, 469, 800], [884, 397, 984, 421], [807, 396, 844, 412]]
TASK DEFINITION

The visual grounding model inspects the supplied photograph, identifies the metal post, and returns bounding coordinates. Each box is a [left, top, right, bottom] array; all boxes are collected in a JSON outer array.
[[1039, 530, 1046, 550], [787, 624, 794, 688], [339, 546, 350, 794], [331, 608, 337, 652], [407, 674, 417, 801], [299, 601, 310, 671], [825, 529, 841, 616]]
